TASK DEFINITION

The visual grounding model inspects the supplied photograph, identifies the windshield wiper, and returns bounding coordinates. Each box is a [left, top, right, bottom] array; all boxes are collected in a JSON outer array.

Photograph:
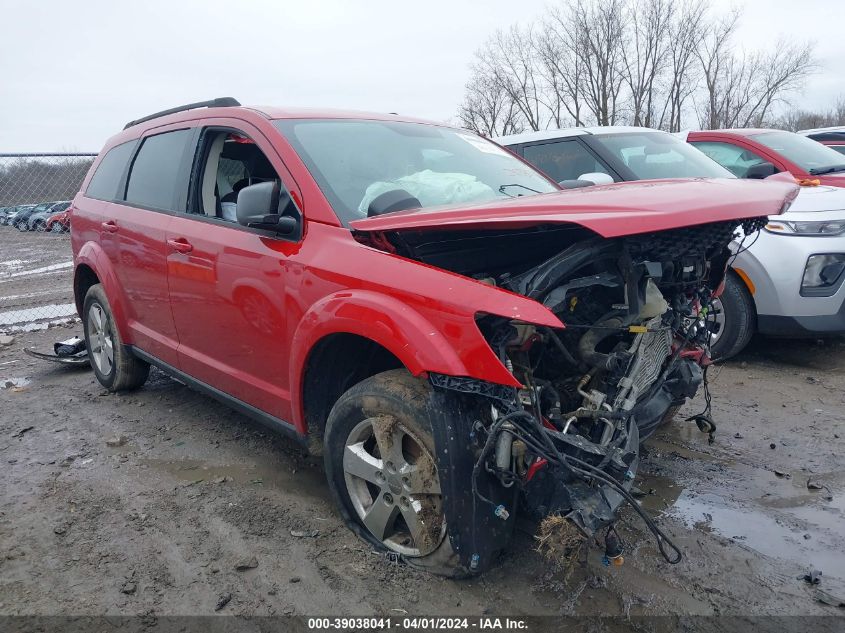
[[809, 165, 845, 175], [499, 183, 542, 197]]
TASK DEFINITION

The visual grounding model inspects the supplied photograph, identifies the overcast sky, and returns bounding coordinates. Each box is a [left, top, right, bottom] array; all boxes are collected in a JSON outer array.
[[1, 0, 842, 152]]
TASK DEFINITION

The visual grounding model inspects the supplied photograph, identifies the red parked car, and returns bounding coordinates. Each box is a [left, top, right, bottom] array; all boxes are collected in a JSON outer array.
[[686, 129, 845, 185], [45, 208, 72, 233], [70, 98, 796, 576]]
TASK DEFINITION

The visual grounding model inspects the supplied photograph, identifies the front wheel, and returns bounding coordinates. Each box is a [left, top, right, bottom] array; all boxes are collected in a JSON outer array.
[[708, 272, 756, 361], [50, 222, 64, 233], [82, 284, 150, 391], [324, 369, 463, 576]]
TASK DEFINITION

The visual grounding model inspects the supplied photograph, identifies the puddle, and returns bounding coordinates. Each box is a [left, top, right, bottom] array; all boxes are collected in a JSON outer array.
[[639, 464, 845, 588], [669, 490, 845, 578], [140, 457, 330, 501]]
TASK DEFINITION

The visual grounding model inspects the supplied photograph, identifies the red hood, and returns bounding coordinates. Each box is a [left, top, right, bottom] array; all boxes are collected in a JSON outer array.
[[350, 178, 799, 238]]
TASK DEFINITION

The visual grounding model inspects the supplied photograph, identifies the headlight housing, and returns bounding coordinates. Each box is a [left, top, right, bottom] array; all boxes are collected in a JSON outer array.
[[765, 220, 845, 236], [801, 253, 845, 296]]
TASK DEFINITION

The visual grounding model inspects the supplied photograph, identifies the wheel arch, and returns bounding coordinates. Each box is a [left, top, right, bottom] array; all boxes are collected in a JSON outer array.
[[74, 242, 132, 343], [290, 290, 477, 454]]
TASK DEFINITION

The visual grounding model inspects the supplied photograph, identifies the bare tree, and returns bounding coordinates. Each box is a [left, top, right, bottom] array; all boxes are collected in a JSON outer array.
[[695, 9, 741, 129], [621, 0, 673, 127], [456, 0, 820, 135], [534, 5, 587, 127], [657, 0, 706, 131], [774, 97, 845, 131], [457, 64, 525, 136], [476, 26, 545, 131], [697, 9, 817, 129], [571, 0, 626, 126]]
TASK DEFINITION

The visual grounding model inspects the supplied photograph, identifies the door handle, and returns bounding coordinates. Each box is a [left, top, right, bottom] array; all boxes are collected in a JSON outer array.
[[101, 221, 119, 233], [167, 238, 193, 254]]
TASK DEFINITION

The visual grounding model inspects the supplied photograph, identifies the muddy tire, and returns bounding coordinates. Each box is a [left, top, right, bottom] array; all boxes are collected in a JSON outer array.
[[324, 369, 463, 577], [82, 284, 149, 391], [709, 272, 755, 361]]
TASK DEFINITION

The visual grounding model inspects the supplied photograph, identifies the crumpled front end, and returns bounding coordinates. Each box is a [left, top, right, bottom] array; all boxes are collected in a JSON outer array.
[[411, 216, 767, 570]]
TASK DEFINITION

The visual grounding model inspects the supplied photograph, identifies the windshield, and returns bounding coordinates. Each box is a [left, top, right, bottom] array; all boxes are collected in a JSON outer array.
[[273, 119, 557, 225], [750, 131, 845, 174], [591, 131, 733, 180]]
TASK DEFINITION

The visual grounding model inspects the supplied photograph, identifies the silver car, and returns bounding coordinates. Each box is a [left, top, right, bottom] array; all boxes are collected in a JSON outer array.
[[498, 126, 844, 358], [27, 201, 71, 231]]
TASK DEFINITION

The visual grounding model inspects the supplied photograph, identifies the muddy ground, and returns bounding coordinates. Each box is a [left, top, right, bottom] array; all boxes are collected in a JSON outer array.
[[0, 227, 844, 623]]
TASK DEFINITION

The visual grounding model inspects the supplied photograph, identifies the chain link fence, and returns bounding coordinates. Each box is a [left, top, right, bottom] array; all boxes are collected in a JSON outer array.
[[0, 153, 96, 333]]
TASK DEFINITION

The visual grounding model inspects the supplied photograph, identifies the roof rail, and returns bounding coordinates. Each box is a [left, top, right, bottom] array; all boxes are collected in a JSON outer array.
[[123, 97, 241, 130]]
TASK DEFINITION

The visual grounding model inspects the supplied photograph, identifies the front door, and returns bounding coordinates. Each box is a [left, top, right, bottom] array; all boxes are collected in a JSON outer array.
[[165, 125, 301, 421]]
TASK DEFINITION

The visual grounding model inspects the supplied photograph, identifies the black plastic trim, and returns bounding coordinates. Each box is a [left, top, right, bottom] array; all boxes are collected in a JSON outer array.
[[129, 346, 307, 447], [124, 97, 241, 130]]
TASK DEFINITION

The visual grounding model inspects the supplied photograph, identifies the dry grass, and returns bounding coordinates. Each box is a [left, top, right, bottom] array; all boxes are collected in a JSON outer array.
[[535, 515, 586, 582]]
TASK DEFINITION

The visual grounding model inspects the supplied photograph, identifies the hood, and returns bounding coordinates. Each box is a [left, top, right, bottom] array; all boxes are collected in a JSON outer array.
[[787, 184, 845, 214], [350, 178, 798, 238]]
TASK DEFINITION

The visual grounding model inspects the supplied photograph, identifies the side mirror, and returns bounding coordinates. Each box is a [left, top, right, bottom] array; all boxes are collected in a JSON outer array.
[[577, 172, 614, 186], [236, 182, 301, 238], [745, 162, 777, 179], [558, 179, 595, 190]]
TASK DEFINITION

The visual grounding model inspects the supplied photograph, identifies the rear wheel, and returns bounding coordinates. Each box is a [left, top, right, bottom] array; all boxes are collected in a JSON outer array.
[[708, 272, 755, 361], [33, 220, 46, 232], [324, 369, 463, 576], [82, 284, 149, 391]]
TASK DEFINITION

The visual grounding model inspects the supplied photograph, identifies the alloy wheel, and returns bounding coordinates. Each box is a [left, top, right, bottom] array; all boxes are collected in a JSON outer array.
[[86, 303, 114, 375], [343, 415, 445, 557], [706, 297, 727, 346]]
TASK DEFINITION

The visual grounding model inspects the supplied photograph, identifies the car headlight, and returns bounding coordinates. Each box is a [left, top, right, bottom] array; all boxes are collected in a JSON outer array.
[[765, 220, 845, 235], [802, 253, 845, 296]]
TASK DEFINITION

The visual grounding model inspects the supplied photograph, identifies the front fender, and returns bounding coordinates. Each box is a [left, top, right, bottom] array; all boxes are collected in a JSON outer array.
[[75, 242, 132, 344], [289, 289, 522, 432]]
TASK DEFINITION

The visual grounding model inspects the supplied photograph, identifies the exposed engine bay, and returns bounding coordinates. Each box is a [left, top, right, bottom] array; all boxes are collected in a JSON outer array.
[[362, 216, 767, 568]]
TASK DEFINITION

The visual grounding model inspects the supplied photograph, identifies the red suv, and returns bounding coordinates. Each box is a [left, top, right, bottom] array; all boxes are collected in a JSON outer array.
[[70, 98, 795, 576], [686, 129, 845, 185]]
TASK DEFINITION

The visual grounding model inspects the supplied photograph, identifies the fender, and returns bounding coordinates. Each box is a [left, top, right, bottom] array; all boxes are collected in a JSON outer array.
[[289, 289, 522, 433], [74, 242, 133, 345]]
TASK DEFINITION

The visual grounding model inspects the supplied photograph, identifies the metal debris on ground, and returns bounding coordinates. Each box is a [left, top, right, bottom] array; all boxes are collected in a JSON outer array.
[[24, 335, 89, 366]]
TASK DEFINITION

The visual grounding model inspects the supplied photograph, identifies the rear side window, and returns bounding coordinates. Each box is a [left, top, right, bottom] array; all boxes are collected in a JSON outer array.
[[125, 129, 194, 211], [86, 141, 136, 201]]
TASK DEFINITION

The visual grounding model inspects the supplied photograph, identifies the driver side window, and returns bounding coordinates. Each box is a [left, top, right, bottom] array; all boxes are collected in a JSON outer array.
[[691, 141, 767, 179], [193, 129, 284, 222]]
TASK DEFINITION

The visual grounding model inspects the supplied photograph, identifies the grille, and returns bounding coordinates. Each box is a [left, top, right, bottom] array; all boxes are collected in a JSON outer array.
[[625, 217, 766, 261]]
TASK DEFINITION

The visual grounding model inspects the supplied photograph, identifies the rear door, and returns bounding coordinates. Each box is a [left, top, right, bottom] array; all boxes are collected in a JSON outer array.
[[165, 121, 303, 421], [109, 126, 198, 365]]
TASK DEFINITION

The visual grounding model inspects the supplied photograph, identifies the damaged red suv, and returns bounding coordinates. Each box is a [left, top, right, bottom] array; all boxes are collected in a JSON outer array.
[[70, 98, 797, 576]]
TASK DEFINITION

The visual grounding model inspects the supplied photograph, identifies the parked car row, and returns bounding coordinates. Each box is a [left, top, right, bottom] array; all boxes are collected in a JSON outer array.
[[497, 125, 845, 358], [0, 201, 72, 232]]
